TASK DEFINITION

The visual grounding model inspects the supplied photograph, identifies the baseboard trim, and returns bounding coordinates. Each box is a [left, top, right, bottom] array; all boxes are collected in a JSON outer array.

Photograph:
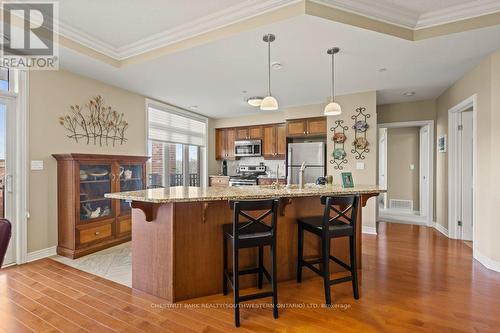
[[26, 246, 57, 263], [474, 250, 500, 273], [362, 226, 377, 235], [432, 222, 449, 237]]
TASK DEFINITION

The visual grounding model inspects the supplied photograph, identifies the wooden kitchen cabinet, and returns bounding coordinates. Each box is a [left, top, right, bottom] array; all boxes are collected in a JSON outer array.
[[235, 126, 262, 140], [286, 117, 326, 137], [215, 128, 236, 160], [263, 123, 286, 159]]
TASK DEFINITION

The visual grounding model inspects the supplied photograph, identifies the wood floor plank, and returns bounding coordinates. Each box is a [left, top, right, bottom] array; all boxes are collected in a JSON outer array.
[[2, 223, 500, 332]]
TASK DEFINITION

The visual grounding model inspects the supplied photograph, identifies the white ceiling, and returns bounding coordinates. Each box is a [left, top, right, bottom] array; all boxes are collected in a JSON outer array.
[[59, 0, 248, 48], [58, 14, 500, 118]]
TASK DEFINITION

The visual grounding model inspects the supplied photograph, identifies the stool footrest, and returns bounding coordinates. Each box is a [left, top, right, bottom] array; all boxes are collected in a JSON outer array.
[[329, 255, 351, 271], [330, 276, 352, 285], [302, 261, 322, 275], [238, 291, 274, 302]]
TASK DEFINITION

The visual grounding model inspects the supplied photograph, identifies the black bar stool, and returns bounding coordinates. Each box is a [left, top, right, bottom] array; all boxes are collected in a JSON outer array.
[[222, 199, 279, 327], [296, 195, 360, 305]]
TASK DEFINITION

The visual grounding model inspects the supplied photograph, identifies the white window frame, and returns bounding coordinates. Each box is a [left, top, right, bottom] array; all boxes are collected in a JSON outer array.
[[145, 99, 208, 187]]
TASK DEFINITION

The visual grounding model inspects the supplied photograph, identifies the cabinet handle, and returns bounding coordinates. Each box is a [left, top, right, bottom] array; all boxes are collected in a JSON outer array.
[[95, 231, 100, 236], [111, 174, 115, 181]]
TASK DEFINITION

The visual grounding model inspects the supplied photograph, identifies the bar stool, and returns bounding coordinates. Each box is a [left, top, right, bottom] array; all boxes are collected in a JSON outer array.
[[222, 199, 279, 327], [296, 195, 360, 305]]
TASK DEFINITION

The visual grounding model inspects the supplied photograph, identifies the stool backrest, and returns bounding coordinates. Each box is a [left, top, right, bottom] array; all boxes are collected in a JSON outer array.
[[320, 196, 359, 232], [229, 199, 279, 239], [0, 219, 12, 268]]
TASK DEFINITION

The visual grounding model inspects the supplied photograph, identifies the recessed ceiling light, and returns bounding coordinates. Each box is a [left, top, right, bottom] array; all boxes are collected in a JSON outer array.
[[247, 96, 263, 107], [189, 105, 199, 110], [271, 61, 283, 70], [403, 91, 416, 96], [378, 68, 388, 72]]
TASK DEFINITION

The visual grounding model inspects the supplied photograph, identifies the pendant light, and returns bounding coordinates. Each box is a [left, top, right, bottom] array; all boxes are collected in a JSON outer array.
[[324, 47, 341, 116], [260, 34, 279, 111]]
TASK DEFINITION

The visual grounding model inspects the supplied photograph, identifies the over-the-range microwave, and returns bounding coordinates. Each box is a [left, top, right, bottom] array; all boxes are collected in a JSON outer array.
[[234, 140, 262, 157]]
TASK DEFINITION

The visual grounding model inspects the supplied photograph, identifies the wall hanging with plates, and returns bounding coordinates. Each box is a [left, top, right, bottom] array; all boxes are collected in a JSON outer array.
[[329, 119, 348, 170], [351, 107, 370, 159]]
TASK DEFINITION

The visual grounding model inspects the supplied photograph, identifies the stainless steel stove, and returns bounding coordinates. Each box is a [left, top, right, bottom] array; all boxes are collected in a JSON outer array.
[[229, 164, 266, 186]]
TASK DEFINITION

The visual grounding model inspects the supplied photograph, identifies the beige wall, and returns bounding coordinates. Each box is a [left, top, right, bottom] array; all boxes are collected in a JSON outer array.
[[386, 127, 420, 210], [28, 70, 147, 252], [378, 100, 436, 123], [436, 50, 498, 263]]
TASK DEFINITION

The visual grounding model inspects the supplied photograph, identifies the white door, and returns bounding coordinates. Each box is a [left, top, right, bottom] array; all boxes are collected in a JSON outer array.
[[460, 111, 474, 241], [0, 97, 15, 266], [378, 128, 387, 209], [419, 126, 429, 217]]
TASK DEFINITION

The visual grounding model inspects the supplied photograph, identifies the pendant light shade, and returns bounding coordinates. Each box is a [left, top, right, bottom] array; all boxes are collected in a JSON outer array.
[[324, 47, 341, 116], [261, 34, 279, 111]]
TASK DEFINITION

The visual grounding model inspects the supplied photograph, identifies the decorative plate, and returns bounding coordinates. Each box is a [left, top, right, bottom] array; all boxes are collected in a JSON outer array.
[[354, 137, 368, 149], [354, 120, 368, 132], [332, 132, 346, 143], [333, 148, 347, 160], [87, 169, 109, 177]]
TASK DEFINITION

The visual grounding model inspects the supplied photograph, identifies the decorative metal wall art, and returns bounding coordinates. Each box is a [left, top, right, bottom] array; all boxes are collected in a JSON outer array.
[[329, 119, 348, 169], [59, 96, 128, 146], [351, 107, 370, 159]]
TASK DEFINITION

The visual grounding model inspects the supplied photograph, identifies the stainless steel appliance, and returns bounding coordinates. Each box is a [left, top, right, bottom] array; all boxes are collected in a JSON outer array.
[[234, 140, 262, 157], [229, 164, 266, 186], [287, 142, 326, 184]]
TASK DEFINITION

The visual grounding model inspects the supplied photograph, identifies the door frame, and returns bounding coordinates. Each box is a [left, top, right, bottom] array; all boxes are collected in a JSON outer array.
[[448, 94, 477, 242], [377, 120, 434, 226], [0, 70, 28, 266]]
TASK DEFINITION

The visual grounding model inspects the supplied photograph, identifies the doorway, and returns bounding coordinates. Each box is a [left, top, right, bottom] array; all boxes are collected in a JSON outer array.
[[448, 95, 476, 243], [377, 121, 434, 226], [0, 96, 16, 266]]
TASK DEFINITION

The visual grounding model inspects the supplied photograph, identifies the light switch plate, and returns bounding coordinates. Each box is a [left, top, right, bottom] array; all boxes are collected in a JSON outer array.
[[356, 162, 365, 170], [31, 160, 44, 171], [410, 164, 415, 170]]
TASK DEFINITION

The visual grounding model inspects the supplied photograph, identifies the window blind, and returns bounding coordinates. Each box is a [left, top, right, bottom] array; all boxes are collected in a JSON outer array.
[[148, 105, 207, 147]]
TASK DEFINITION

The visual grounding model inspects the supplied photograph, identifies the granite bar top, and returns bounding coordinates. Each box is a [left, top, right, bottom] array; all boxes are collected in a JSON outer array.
[[105, 184, 386, 204]]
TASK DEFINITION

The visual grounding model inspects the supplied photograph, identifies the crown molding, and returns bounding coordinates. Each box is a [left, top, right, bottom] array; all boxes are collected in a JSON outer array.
[[56, 0, 300, 61], [311, 0, 419, 29], [415, 0, 500, 29]]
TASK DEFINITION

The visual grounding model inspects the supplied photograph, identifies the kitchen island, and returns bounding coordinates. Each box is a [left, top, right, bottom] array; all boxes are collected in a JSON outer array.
[[105, 184, 384, 302]]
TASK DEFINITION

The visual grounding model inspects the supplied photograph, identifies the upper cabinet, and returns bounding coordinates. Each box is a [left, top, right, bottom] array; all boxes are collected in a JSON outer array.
[[262, 123, 286, 159], [216, 128, 236, 160], [286, 117, 327, 137], [236, 126, 262, 140]]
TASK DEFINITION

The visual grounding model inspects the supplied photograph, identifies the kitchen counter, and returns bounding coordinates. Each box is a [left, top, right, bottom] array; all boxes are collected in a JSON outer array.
[[105, 184, 384, 203], [105, 185, 384, 302]]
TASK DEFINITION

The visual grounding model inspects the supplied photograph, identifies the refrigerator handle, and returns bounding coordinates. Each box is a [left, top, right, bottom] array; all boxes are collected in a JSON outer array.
[[287, 146, 292, 184]]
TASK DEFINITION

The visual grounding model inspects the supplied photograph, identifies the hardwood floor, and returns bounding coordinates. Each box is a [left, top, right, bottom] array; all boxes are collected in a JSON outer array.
[[1, 222, 500, 332]]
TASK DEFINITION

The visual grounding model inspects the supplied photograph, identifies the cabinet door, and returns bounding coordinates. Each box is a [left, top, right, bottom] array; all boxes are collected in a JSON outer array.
[[262, 125, 276, 158], [215, 129, 224, 160], [225, 129, 236, 159], [236, 128, 249, 140], [78, 163, 114, 224], [276, 124, 286, 158], [117, 163, 144, 216], [307, 117, 326, 136], [286, 119, 306, 137], [248, 126, 262, 139]]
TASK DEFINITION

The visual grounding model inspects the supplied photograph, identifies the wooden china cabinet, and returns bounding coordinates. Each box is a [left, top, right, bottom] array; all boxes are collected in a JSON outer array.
[[52, 153, 149, 259]]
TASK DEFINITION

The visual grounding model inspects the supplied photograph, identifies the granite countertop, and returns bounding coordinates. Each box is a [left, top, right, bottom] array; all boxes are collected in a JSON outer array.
[[105, 184, 386, 204]]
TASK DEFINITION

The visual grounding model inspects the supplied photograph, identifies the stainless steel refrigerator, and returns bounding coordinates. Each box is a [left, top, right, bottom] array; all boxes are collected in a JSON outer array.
[[287, 142, 326, 184]]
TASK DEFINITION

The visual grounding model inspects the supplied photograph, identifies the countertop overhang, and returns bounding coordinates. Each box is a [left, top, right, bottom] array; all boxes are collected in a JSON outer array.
[[105, 184, 386, 204]]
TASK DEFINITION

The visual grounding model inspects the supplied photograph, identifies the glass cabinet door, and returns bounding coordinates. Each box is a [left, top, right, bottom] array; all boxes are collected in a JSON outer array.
[[79, 164, 113, 222], [118, 164, 144, 215]]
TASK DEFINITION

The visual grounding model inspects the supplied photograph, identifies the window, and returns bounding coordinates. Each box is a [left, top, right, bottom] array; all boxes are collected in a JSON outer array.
[[0, 67, 9, 92], [146, 101, 207, 188]]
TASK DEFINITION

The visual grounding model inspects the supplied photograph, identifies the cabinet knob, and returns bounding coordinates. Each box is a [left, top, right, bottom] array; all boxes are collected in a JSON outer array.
[[95, 231, 100, 235], [303, 131, 306, 134]]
